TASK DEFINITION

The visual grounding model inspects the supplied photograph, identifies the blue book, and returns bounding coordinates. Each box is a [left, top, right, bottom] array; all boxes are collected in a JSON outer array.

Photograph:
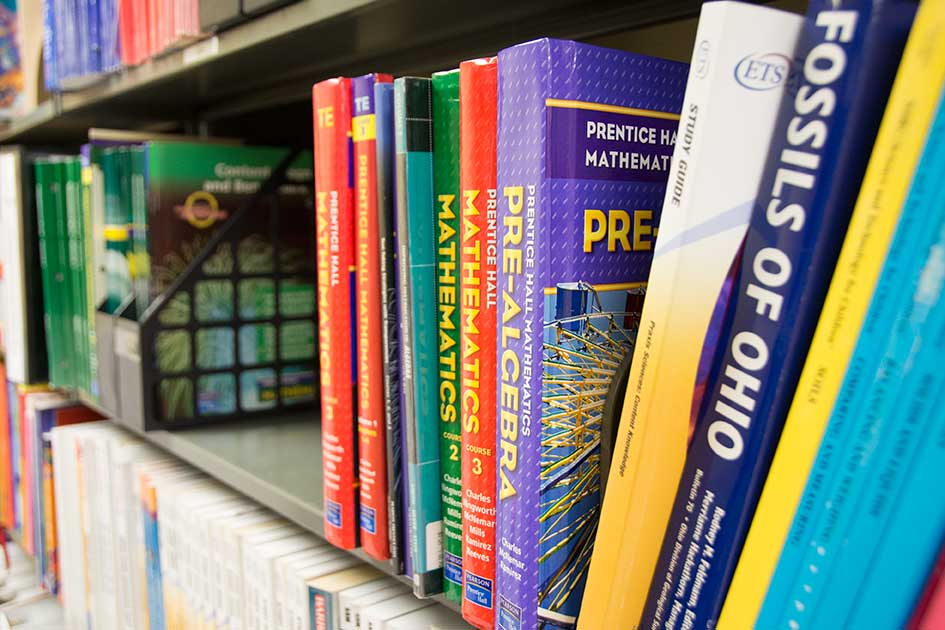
[[847, 371, 945, 628], [394, 76, 443, 597], [494, 38, 687, 629], [98, 0, 120, 72], [41, 0, 59, 90], [87, 0, 102, 74], [374, 80, 406, 575], [638, 2, 917, 628], [758, 70, 945, 630], [75, 0, 90, 76]]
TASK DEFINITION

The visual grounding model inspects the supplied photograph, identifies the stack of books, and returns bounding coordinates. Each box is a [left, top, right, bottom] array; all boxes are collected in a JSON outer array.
[[312, 2, 945, 630]]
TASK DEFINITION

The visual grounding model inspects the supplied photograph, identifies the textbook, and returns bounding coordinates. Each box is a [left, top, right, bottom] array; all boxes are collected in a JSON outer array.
[[360, 592, 434, 630], [339, 578, 405, 630], [494, 38, 687, 629], [639, 2, 917, 628], [374, 80, 406, 574], [432, 67, 463, 603], [0, 148, 48, 385], [353, 72, 394, 562], [314, 77, 360, 549], [308, 565, 386, 630], [717, 2, 945, 627], [458, 56, 498, 630], [580, 5, 803, 628], [394, 76, 443, 597]]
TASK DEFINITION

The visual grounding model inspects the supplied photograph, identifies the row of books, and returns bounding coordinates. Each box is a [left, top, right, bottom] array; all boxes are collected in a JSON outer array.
[[48, 420, 471, 630], [313, 0, 945, 628], [38, 0, 305, 91], [0, 376, 104, 594], [0, 134, 319, 425]]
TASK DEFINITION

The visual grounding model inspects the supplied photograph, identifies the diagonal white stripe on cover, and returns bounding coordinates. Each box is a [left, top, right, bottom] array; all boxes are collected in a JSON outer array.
[[654, 199, 755, 258]]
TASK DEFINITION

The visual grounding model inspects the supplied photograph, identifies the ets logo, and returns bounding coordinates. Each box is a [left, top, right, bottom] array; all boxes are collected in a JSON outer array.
[[734, 52, 792, 91]]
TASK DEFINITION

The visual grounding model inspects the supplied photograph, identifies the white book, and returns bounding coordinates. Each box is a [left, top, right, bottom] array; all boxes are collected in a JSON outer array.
[[225, 519, 299, 630], [107, 439, 166, 630], [286, 557, 369, 630], [155, 477, 224, 630], [343, 583, 408, 630], [387, 605, 471, 630], [0, 148, 44, 384], [209, 510, 279, 629], [132, 459, 197, 630], [305, 566, 386, 630], [176, 487, 241, 628], [271, 546, 343, 630], [359, 593, 432, 630], [245, 533, 320, 630], [50, 421, 110, 630], [191, 499, 262, 628], [583, 3, 806, 624]]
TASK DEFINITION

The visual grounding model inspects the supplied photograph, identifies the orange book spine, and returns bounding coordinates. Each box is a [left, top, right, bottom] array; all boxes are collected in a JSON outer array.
[[459, 57, 498, 629], [314, 78, 359, 549]]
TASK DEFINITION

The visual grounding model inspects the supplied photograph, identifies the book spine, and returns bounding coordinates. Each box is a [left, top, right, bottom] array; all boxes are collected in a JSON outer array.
[[641, 3, 915, 628], [759, 92, 945, 630], [88, 0, 102, 73], [42, 0, 59, 90], [313, 77, 359, 549], [99, 0, 120, 72], [130, 146, 148, 317], [80, 151, 99, 399], [716, 2, 945, 627], [432, 68, 463, 603], [374, 80, 405, 574], [52, 161, 75, 389], [909, 542, 945, 630], [118, 0, 134, 66], [394, 76, 444, 597], [580, 6, 802, 628], [353, 73, 393, 561], [458, 56, 498, 630], [65, 158, 88, 393], [33, 161, 60, 387]]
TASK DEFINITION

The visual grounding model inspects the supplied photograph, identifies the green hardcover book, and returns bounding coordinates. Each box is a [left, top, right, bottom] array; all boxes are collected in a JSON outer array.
[[53, 160, 76, 389], [431, 68, 462, 602], [81, 148, 100, 399], [395, 76, 444, 597], [63, 157, 88, 393], [102, 147, 132, 314], [143, 141, 316, 422], [130, 145, 149, 314], [33, 160, 60, 386]]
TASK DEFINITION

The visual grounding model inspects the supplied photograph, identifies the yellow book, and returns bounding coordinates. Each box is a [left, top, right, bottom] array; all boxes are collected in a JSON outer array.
[[717, 3, 945, 629], [578, 3, 804, 628]]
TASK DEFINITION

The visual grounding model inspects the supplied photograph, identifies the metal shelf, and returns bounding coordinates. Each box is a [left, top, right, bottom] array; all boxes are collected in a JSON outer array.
[[78, 394, 458, 611], [0, 0, 705, 145]]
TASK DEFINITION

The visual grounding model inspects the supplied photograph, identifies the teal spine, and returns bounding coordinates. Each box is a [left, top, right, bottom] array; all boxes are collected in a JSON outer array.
[[806, 95, 945, 628], [394, 76, 444, 597], [759, 91, 945, 629]]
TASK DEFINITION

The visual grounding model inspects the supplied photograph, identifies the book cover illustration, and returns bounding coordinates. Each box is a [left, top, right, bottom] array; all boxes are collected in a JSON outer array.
[[394, 76, 443, 597], [459, 56, 499, 630], [495, 39, 687, 629], [432, 67, 463, 603], [640, 2, 917, 629], [353, 72, 393, 562], [144, 141, 316, 422]]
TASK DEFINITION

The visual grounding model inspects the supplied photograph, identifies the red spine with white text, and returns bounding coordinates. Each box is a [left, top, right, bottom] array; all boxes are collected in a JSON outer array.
[[459, 57, 498, 629], [352, 72, 393, 561], [313, 78, 359, 549]]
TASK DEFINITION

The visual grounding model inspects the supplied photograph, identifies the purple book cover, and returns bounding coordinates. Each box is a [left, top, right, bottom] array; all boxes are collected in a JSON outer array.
[[495, 38, 687, 629]]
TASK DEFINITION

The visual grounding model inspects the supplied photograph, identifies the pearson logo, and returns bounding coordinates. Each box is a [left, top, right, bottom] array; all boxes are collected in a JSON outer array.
[[733, 52, 791, 91]]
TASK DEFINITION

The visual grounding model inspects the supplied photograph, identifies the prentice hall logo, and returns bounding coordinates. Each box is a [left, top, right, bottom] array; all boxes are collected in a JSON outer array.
[[734, 52, 791, 91]]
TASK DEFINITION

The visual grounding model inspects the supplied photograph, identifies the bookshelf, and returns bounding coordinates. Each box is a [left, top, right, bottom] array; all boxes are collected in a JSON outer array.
[[2, 0, 806, 619]]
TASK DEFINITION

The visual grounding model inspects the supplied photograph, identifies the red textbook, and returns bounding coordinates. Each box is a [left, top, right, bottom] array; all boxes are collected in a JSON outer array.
[[314, 78, 359, 549], [352, 72, 393, 560], [458, 56, 498, 629]]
